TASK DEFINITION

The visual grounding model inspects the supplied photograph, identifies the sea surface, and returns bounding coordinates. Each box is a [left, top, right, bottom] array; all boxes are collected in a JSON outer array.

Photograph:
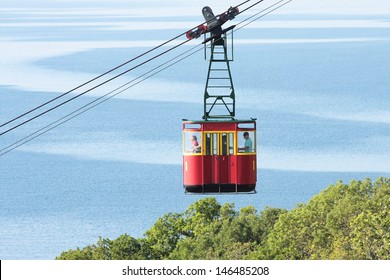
[[1, 2, 390, 259]]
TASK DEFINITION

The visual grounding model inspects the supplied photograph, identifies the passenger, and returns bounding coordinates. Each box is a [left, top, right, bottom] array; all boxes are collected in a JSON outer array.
[[190, 135, 201, 153], [238, 132, 252, 153]]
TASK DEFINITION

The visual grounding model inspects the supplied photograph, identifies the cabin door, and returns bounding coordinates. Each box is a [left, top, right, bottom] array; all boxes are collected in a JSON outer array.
[[207, 132, 233, 185]]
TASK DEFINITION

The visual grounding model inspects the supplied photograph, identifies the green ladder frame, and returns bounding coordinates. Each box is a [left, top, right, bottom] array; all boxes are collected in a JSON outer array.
[[203, 32, 235, 120]]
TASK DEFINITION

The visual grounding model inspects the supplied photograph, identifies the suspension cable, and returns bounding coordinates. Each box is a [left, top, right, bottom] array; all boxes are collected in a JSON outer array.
[[236, 0, 293, 31], [0, 39, 190, 137], [238, 0, 266, 15], [0, 45, 205, 156], [0, 36, 183, 129], [0, 0, 251, 129], [0, 0, 294, 156]]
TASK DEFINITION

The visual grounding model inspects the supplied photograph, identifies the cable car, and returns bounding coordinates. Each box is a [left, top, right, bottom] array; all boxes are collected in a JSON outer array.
[[183, 119, 256, 193], [182, 6, 257, 193]]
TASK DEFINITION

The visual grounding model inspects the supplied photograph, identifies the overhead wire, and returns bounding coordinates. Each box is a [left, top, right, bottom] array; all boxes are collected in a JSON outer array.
[[237, 0, 266, 15], [0, 0, 269, 136], [236, 0, 293, 31], [0, 38, 191, 137], [0, 0, 294, 157], [0, 0, 252, 129], [0, 44, 205, 157], [0, 32, 185, 129]]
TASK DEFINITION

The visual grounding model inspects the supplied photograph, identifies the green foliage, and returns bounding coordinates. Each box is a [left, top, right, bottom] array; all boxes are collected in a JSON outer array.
[[110, 234, 142, 260], [168, 200, 282, 260], [347, 177, 390, 259], [56, 235, 142, 260], [143, 213, 186, 259], [56, 177, 390, 260], [256, 178, 390, 260], [56, 246, 94, 260]]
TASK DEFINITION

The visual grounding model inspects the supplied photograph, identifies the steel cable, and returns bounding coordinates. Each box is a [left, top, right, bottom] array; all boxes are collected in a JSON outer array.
[[0, 0, 294, 156], [0, 0, 251, 129]]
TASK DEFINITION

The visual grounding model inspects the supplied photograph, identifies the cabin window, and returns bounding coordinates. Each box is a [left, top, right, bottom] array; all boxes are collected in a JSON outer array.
[[229, 133, 235, 155], [212, 133, 218, 155], [237, 131, 256, 153], [183, 123, 201, 129], [238, 122, 256, 129], [205, 133, 211, 155], [204, 133, 218, 156], [204, 132, 235, 155], [220, 132, 235, 155], [221, 133, 228, 155], [183, 131, 202, 154]]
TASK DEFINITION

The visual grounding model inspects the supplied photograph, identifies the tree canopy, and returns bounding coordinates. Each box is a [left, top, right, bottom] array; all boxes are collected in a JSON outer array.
[[56, 177, 390, 260]]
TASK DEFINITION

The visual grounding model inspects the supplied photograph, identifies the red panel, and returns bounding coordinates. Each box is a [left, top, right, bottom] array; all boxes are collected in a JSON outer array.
[[202, 122, 236, 131], [236, 155, 257, 184], [219, 156, 229, 184], [184, 155, 241, 186], [202, 156, 213, 184], [229, 156, 237, 183], [210, 155, 237, 184], [183, 155, 203, 185]]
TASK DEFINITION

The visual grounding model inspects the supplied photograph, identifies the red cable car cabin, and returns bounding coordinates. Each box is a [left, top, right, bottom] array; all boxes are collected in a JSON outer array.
[[183, 119, 257, 193], [182, 7, 257, 193]]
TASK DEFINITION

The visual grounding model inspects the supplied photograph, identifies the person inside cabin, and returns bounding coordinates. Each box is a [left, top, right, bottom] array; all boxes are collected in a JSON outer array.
[[238, 132, 252, 153], [190, 135, 201, 153]]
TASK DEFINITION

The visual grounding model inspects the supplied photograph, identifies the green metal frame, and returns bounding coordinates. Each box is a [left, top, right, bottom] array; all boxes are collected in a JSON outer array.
[[203, 31, 235, 120]]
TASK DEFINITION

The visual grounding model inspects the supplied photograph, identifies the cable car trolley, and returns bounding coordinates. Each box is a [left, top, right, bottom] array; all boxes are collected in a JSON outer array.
[[183, 6, 257, 194]]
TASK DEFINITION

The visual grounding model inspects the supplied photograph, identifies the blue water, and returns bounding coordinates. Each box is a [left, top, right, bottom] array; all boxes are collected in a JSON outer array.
[[1, 4, 390, 259]]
